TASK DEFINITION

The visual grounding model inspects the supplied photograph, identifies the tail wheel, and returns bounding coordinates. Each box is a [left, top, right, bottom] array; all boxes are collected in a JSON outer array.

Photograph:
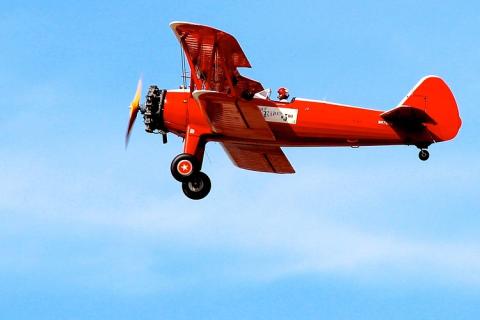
[[419, 149, 430, 161], [171, 153, 198, 182], [182, 172, 211, 200]]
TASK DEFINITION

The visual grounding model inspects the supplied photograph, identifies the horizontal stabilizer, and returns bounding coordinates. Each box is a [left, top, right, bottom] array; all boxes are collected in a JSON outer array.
[[381, 105, 436, 126]]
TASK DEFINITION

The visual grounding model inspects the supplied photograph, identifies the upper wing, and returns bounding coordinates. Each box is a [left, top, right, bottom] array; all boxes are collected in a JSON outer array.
[[193, 90, 275, 140], [170, 21, 264, 97], [222, 142, 295, 174]]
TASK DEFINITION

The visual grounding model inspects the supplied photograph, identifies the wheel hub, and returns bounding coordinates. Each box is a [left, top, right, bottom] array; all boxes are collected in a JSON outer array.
[[188, 178, 204, 192], [177, 160, 193, 176]]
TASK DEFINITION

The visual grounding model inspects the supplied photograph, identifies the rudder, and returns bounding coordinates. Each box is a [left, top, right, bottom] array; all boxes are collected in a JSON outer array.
[[397, 76, 461, 142]]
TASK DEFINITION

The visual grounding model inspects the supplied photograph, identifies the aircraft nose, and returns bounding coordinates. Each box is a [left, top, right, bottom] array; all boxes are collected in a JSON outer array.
[[141, 85, 168, 142]]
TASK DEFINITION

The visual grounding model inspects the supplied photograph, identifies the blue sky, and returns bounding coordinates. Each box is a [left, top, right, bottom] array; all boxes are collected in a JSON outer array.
[[1, 0, 480, 319]]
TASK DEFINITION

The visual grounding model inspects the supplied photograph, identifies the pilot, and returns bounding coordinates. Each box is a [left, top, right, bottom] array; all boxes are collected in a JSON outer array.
[[277, 87, 290, 101]]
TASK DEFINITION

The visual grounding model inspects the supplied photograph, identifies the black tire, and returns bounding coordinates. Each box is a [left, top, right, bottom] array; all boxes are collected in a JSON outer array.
[[419, 149, 430, 161], [181, 172, 211, 200], [171, 153, 198, 182]]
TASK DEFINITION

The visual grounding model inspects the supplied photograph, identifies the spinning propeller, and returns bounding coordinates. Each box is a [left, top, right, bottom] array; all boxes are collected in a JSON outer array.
[[125, 78, 142, 148], [125, 78, 168, 148]]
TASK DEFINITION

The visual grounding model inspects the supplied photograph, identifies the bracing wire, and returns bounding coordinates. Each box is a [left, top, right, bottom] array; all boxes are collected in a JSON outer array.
[[180, 46, 188, 89]]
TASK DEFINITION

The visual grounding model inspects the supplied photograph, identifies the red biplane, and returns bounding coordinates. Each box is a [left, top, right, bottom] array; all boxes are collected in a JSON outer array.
[[126, 21, 462, 200]]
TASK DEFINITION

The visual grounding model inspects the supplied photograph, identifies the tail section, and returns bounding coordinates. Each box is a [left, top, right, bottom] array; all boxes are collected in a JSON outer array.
[[381, 76, 462, 142]]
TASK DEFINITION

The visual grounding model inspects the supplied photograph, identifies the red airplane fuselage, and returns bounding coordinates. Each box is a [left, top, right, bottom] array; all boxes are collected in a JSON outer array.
[[163, 90, 431, 149]]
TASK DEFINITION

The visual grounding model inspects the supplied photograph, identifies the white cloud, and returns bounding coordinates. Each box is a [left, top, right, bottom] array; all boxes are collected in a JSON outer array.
[[2, 146, 479, 293]]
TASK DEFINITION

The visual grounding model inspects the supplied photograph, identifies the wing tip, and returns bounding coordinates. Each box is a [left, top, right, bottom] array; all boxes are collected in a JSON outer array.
[[169, 21, 222, 33]]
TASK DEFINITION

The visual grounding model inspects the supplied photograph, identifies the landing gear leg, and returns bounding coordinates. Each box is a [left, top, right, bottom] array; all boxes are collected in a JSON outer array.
[[418, 149, 430, 161], [174, 126, 212, 199], [170, 127, 206, 182]]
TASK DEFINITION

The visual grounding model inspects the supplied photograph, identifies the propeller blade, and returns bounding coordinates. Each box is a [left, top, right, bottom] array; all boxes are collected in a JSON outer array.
[[125, 78, 142, 148]]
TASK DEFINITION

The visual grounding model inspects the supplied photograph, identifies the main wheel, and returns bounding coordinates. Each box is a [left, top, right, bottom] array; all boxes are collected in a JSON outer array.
[[182, 172, 211, 200], [171, 153, 198, 182], [419, 149, 430, 161]]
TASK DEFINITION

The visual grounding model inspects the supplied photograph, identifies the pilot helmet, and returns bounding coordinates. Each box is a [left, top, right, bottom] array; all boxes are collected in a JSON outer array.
[[277, 87, 290, 100]]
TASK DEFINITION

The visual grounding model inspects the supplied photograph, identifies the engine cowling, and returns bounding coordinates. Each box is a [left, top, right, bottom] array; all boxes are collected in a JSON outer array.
[[142, 85, 167, 135]]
